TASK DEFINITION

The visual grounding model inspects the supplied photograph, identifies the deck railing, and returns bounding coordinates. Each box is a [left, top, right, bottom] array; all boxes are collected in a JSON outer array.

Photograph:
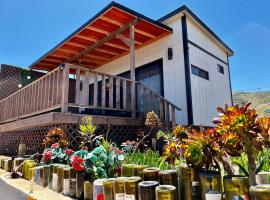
[[0, 67, 63, 123], [0, 63, 180, 127]]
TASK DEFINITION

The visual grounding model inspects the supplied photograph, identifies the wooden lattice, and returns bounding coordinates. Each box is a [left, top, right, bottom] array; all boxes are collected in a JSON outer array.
[[0, 64, 22, 100], [0, 64, 44, 101], [0, 123, 141, 156]]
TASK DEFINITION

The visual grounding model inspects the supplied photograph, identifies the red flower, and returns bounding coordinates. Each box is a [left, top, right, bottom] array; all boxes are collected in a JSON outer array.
[[96, 193, 104, 200], [70, 155, 85, 172], [43, 151, 52, 164], [51, 143, 60, 149], [80, 146, 88, 151], [65, 149, 74, 156]]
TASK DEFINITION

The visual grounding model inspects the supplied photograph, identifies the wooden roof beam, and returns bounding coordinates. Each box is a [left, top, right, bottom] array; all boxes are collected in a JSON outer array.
[[68, 18, 139, 63], [86, 26, 109, 35], [99, 16, 123, 27], [84, 54, 110, 61], [95, 48, 119, 56], [134, 29, 156, 39], [68, 41, 120, 57], [117, 34, 143, 46], [75, 34, 129, 51], [100, 16, 156, 39]]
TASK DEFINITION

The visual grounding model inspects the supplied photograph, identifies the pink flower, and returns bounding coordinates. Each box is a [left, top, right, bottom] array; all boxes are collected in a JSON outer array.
[[43, 151, 52, 164], [51, 143, 60, 149], [65, 149, 74, 156]]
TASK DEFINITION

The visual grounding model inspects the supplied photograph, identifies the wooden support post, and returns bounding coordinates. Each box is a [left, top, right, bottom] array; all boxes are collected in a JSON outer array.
[[93, 72, 98, 107], [83, 70, 90, 106], [102, 75, 106, 108], [123, 80, 127, 110], [171, 107, 176, 129], [61, 64, 70, 112], [75, 67, 81, 105], [116, 78, 120, 109], [130, 24, 136, 118], [109, 76, 113, 108]]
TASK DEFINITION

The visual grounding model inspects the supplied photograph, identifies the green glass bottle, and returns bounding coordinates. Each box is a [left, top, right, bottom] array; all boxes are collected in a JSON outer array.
[[179, 166, 198, 200], [138, 181, 159, 200], [122, 164, 136, 177], [114, 177, 126, 200], [63, 168, 70, 196], [143, 168, 160, 181], [84, 181, 93, 200], [124, 176, 142, 200], [223, 175, 249, 200], [104, 178, 115, 200], [199, 171, 221, 200], [57, 166, 65, 192], [250, 184, 270, 200], [69, 168, 76, 197], [76, 172, 85, 198], [134, 165, 148, 179], [156, 185, 177, 200]]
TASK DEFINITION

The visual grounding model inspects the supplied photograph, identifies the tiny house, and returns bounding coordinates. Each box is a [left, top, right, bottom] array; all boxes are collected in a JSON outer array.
[[0, 2, 233, 155]]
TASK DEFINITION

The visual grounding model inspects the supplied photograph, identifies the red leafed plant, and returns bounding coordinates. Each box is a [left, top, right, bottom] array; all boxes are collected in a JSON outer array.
[[213, 103, 270, 186], [43, 128, 69, 149], [70, 155, 85, 172]]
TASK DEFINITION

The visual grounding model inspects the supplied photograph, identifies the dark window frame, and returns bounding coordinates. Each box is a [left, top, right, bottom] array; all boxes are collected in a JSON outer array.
[[191, 65, 209, 80], [217, 64, 224, 74]]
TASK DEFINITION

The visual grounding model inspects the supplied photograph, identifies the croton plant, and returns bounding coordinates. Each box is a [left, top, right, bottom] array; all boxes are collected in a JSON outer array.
[[213, 103, 270, 186]]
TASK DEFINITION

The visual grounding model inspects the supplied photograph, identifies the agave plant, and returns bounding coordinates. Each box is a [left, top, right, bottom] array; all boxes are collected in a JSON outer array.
[[214, 103, 270, 186]]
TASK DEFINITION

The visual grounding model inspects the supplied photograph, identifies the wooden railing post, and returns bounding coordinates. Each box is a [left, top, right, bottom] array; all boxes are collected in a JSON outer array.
[[61, 63, 70, 113], [130, 24, 136, 118]]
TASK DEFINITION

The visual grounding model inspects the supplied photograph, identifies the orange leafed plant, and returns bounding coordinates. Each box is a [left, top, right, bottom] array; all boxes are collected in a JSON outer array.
[[43, 128, 69, 149], [214, 103, 270, 186]]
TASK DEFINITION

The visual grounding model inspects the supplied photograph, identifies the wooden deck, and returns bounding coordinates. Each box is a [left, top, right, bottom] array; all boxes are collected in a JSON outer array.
[[0, 64, 180, 129], [0, 112, 142, 132]]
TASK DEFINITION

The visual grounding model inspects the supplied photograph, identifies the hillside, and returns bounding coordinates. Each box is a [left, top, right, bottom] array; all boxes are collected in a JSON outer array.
[[233, 91, 270, 115]]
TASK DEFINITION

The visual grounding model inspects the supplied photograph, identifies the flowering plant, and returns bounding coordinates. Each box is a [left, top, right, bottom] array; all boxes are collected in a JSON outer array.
[[42, 142, 73, 164], [43, 150, 52, 164], [70, 155, 85, 172], [43, 128, 68, 148]]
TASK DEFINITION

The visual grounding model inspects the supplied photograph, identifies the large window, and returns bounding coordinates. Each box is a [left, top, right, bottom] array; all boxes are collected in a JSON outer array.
[[191, 65, 209, 80]]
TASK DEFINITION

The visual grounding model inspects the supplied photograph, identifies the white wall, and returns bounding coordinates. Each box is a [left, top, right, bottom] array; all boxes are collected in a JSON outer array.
[[96, 17, 188, 124], [95, 13, 232, 126], [187, 18, 232, 126]]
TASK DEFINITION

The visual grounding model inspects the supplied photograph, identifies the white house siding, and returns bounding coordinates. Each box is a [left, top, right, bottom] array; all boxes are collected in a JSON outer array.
[[96, 17, 188, 124], [187, 18, 232, 126]]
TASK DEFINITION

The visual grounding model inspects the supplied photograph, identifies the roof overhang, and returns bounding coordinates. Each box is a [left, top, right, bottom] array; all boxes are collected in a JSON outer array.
[[30, 1, 172, 71]]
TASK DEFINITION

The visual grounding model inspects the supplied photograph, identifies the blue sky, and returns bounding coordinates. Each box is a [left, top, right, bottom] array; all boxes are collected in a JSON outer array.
[[0, 0, 270, 92]]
